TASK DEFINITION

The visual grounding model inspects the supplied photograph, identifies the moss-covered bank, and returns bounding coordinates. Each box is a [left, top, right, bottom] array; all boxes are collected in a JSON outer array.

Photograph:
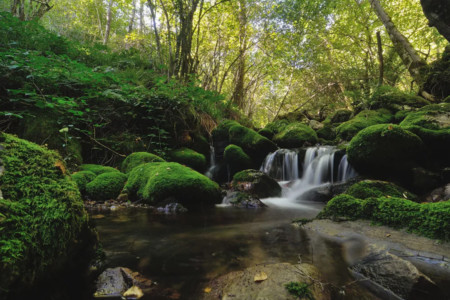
[[0, 134, 95, 297]]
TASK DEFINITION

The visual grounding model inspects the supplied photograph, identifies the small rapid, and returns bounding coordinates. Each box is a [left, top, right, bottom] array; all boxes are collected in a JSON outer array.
[[260, 146, 357, 206]]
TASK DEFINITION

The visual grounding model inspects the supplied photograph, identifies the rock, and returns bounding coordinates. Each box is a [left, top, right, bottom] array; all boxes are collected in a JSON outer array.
[[345, 179, 417, 201], [121, 152, 165, 174], [124, 162, 221, 209], [169, 148, 207, 173], [273, 122, 318, 148], [157, 203, 188, 214], [336, 109, 393, 141], [223, 144, 252, 177], [232, 169, 281, 198], [347, 124, 423, 178], [368, 85, 430, 111], [329, 109, 353, 124], [425, 184, 450, 202], [222, 191, 266, 208], [202, 263, 331, 300], [94, 267, 152, 299], [86, 171, 128, 201], [412, 167, 442, 193], [299, 177, 362, 203], [309, 119, 324, 130], [350, 249, 444, 300]]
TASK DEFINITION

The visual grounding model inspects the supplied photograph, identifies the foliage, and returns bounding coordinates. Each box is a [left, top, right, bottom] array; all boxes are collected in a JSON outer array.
[[284, 282, 314, 300], [368, 85, 429, 111], [169, 148, 207, 173], [121, 152, 165, 174], [336, 109, 394, 140], [85, 171, 127, 200], [273, 122, 318, 148], [320, 194, 450, 241], [123, 162, 221, 208], [347, 124, 423, 177], [0, 133, 89, 294]]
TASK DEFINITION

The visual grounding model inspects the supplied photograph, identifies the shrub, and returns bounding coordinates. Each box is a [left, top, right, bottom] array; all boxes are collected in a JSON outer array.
[[121, 152, 165, 174], [85, 172, 127, 200]]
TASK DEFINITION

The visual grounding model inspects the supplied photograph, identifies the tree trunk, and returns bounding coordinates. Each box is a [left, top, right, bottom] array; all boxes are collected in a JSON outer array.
[[420, 0, 450, 42], [369, 0, 427, 86], [147, 0, 163, 66], [139, 0, 145, 33], [103, 0, 113, 45], [231, 0, 247, 110], [128, 0, 137, 33], [376, 31, 384, 86]]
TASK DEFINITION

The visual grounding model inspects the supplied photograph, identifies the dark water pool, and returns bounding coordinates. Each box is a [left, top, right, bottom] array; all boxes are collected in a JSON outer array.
[[90, 201, 379, 299]]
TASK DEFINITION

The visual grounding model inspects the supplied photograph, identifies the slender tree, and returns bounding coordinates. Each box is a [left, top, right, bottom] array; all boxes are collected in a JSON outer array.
[[103, 0, 113, 45]]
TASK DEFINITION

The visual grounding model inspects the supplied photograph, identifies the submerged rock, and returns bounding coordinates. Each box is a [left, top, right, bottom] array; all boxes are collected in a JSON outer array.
[[350, 249, 444, 300], [222, 191, 266, 208], [94, 267, 152, 299], [202, 263, 331, 300]]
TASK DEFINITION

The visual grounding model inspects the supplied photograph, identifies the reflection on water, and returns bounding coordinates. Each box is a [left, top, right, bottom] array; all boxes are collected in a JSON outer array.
[[92, 203, 378, 300]]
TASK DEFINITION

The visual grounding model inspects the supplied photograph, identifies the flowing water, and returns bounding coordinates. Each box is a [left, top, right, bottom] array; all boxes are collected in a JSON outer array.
[[91, 146, 371, 299]]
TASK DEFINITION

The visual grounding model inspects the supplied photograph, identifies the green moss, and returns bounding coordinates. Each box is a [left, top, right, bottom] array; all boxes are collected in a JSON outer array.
[[85, 171, 127, 200], [316, 126, 336, 141], [223, 144, 252, 176], [188, 133, 211, 157], [169, 148, 207, 173], [336, 109, 394, 141], [258, 128, 275, 139], [261, 120, 290, 138], [325, 109, 353, 125], [320, 194, 450, 240], [79, 164, 119, 175], [232, 169, 281, 198], [121, 152, 165, 174], [229, 124, 278, 166], [212, 120, 240, 143], [273, 122, 318, 148], [347, 124, 423, 176], [71, 171, 96, 195], [0, 133, 89, 293], [368, 85, 429, 111], [346, 180, 417, 201], [124, 162, 221, 208], [285, 282, 314, 299]]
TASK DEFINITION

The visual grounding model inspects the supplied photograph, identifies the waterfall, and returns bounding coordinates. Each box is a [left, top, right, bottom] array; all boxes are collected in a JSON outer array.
[[260, 146, 357, 203], [205, 145, 217, 179], [260, 149, 300, 181]]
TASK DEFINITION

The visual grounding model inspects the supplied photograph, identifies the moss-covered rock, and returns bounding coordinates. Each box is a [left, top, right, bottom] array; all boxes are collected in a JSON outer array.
[[368, 85, 430, 111], [85, 171, 128, 200], [232, 169, 281, 198], [259, 120, 290, 140], [124, 162, 221, 208], [316, 126, 337, 141], [273, 122, 318, 148], [345, 180, 417, 201], [423, 45, 450, 100], [347, 124, 423, 177], [169, 148, 207, 173], [326, 109, 353, 125], [223, 144, 252, 177], [0, 133, 92, 295], [79, 164, 119, 175], [71, 170, 96, 195], [212, 120, 240, 144], [121, 152, 165, 174], [320, 193, 450, 240], [336, 109, 394, 141], [228, 124, 278, 166], [399, 103, 450, 165], [188, 133, 211, 158]]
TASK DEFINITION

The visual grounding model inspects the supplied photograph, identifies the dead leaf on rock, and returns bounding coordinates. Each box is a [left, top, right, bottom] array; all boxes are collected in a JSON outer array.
[[204, 287, 212, 293], [123, 286, 144, 299], [254, 271, 268, 282]]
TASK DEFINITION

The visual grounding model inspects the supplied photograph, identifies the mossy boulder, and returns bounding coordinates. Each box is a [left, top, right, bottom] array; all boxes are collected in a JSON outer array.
[[124, 162, 221, 208], [345, 180, 417, 201], [80, 164, 119, 175], [228, 124, 278, 166], [316, 126, 337, 141], [347, 124, 423, 177], [368, 85, 430, 111], [121, 152, 165, 174], [212, 120, 240, 143], [273, 122, 318, 148], [169, 148, 207, 173], [320, 193, 450, 240], [399, 103, 450, 165], [336, 109, 394, 140], [259, 120, 290, 140], [223, 144, 252, 177], [326, 109, 353, 125], [71, 170, 96, 195], [423, 45, 450, 100], [232, 169, 281, 198], [0, 133, 93, 295], [187, 133, 211, 158], [85, 171, 128, 200]]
